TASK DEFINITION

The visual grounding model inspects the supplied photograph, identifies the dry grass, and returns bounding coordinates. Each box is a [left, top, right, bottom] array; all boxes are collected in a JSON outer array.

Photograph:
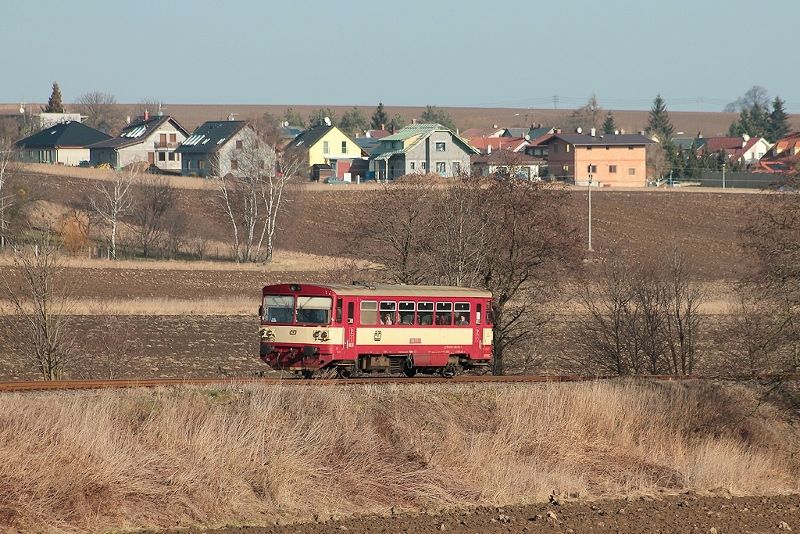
[[0, 380, 797, 532], [0, 249, 371, 272], [21, 163, 218, 190], [0, 296, 253, 316]]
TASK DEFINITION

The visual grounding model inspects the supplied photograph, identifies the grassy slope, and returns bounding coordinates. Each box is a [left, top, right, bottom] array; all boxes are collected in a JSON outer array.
[[0, 381, 796, 532]]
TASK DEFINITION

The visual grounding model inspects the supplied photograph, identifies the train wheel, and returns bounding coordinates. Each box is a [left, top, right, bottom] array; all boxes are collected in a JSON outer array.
[[403, 366, 417, 378], [336, 366, 353, 379], [441, 366, 456, 378], [301, 370, 314, 379]]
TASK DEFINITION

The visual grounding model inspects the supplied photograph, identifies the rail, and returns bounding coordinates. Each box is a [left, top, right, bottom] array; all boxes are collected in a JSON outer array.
[[0, 373, 798, 393]]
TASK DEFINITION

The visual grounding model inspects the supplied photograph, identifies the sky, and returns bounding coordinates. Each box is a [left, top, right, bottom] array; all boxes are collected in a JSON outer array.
[[1, 0, 799, 112]]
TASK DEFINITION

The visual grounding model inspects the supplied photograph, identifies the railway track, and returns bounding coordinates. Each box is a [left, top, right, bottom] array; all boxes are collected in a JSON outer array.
[[0, 373, 798, 393]]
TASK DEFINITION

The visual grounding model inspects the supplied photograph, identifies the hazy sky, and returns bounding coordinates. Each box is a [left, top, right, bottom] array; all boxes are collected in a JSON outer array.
[[2, 0, 798, 112]]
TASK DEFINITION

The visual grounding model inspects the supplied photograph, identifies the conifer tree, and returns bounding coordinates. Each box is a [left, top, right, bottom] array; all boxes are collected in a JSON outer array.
[[43, 81, 64, 113], [601, 111, 617, 134], [370, 102, 389, 130], [768, 96, 790, 141], [646, 94, 674, 141]]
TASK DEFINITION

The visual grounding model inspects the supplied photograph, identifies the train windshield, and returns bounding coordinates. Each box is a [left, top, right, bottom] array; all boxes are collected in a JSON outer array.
[[296, 296, 332, 324], [264, 295, 294, 323]]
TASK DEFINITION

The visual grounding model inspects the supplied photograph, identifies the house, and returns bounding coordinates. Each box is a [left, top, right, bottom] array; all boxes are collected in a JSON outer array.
[[540, 132, 654, 187], [757, 132, 800, 174], [698, 136, 743, 155], [461, 126, 505, 138], [466, 136, 528, 155], [283, 125, 364, 181], [472, 150, 546, 180], [369, 123, 479, 181], [503, 126, 554, 139], [176, 120, 275, 178], [15, 121, 111, 166], [88, 112, 189, 171], [726, 136, 772, 166]]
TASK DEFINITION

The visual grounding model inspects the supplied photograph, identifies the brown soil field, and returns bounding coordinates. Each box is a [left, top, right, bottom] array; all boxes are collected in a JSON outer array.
[[6, 102, 798, 137], [184, 494, 800, 534]]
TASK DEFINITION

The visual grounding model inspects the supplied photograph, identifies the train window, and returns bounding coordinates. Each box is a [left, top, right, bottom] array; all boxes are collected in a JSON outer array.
[[417, 302, 433, 325], [347, 301, 354, 324], [435, 302, 453, 325], [476, 303, 482, 325], [360, 301, 378, 325], [399, 301, 415, 325], [296, 296, 332, 324], [455, 302, 470, 325], [335, 298, 343, 323], [264, 295, 294, 323], [379, 301, 397, 325]]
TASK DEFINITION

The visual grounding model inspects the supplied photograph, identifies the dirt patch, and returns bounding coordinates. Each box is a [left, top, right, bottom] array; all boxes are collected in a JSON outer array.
[[170, 493, 800, 534]]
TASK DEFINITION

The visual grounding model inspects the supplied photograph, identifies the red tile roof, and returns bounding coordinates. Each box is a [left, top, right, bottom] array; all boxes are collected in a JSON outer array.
[[702, 136, 743, 153], [461, 127, 505, 138]]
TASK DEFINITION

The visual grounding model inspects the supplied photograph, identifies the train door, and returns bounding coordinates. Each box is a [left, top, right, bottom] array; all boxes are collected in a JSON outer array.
[[346, 299, 356, 349], [474, 302, 483, 355]]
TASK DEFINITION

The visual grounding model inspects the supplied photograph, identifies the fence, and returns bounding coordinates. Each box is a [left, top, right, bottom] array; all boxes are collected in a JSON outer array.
[[696, 170, 791, 190]]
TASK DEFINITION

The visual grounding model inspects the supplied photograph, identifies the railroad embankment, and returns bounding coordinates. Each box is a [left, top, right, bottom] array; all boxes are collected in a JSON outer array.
[[0, 381, 797, 532]]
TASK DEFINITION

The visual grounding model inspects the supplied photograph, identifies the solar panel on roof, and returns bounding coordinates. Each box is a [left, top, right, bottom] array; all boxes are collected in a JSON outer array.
[[217, 138, 225, 144]]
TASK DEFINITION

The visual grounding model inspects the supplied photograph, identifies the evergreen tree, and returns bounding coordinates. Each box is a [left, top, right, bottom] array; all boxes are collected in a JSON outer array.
[[339, 107, 368, 135], [370, 102, 389, 130], [283, 107, 306, 127], [646, 94, 674, 141], [42, 81, 64, 113], [768, 96, 790, 141], [601, 111, 617, 134], [387, 113, 406, 133], [308, 108, 336, 128], [420, 105, 456, 130], [728, 104, 770, 139]]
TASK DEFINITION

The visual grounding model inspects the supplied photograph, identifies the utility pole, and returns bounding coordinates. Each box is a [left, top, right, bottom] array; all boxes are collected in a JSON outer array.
[[722, 162, 727, 189], [588, 167, 593, 252], [552, 95, 559, 110]]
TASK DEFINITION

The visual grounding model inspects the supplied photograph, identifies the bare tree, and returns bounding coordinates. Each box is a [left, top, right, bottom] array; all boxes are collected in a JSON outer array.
[[0, 134, 18, 248], [725, 290, 786, 375], [662, 247, 703, 374], [215, 128, 291, 263], [1, 229, 75, 380], [76, 91, 123, 134], [88, 165, 136, 259], [130, 175, 178, 258], [354, 177, 438, 284]]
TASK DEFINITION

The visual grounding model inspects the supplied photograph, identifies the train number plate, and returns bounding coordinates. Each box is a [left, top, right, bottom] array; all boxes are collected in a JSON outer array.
[[409, 338, 421, 344]]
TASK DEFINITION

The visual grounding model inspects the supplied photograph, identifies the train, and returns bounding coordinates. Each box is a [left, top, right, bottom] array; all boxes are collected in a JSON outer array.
[[259, 283, 493, 377]]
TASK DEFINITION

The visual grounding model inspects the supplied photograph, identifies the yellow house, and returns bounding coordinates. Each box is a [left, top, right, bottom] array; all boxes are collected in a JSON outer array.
[[284, 124, 364, 180]]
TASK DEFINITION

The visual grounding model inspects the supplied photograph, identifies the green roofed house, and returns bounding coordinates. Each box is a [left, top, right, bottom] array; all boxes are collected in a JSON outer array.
[[15, 121, 111, 166], [369, 123, 478, 181]]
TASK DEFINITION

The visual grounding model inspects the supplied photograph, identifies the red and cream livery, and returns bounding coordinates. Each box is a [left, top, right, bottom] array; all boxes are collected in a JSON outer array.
[[259, 283, 493, 377]]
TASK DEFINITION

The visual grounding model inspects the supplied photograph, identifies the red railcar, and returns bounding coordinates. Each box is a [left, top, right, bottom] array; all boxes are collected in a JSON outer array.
[[259, 283, 493, 377]]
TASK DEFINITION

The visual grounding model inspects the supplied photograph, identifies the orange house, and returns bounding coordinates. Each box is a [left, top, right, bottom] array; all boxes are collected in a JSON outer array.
[[542, 133, 654, 187]]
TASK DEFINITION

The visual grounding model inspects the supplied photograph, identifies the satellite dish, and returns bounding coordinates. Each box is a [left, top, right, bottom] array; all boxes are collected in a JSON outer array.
[[19, 105, 25, 114], [524, 134, 531, 141], [576, 127, 582, 134], [282, 121, 289, 127], [126, 115, 131, 124], [324, 116, 331, 126]]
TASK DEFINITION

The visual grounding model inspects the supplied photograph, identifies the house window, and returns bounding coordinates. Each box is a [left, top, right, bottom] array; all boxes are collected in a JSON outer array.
[[452, 161, 460, 175], [159, 133, 167, 146], [587, 164, 597, 173], [609, 164, 617, 173], [341, 141, 347, 153], [628, 168, 635, 175], [552, 144, 560, 154], [421, 161, 427, 171], [158, 152, 166, 162], [435, 162, 446, 175], [168, 152, 175, 161], [236, 140, 243, 150], [409, 161, 415, 171], [566, 144, 571, 152], [231, 159, 238, 170], [323, 141, 329, 153], [169, 133, 177, 143], [562, 165, 570, 173], [199, 160, 205, 169], [435, 141, 446, 152], [187, 160, 193, 169]]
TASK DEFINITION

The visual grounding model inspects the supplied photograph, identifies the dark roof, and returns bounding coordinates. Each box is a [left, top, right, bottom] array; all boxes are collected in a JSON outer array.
[[543, 133, 654, 147], [88, 115, 189, 149], [355, 137, 381, 153], [176, 121, 249, 154], [16, 121, 111, 149], [279, 126, 304, 139], [287, 125, 335, 151]]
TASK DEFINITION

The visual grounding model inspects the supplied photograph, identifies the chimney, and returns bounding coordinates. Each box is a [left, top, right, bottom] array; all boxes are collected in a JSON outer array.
[[590, 127, 596, 137], [411, 118, 417, 125], [365, 130, 371, 138], [143, 109, 149, 121], [488, 145, 492, 154], [620, 128, 625, 134], [380, 123, 385, 131]]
